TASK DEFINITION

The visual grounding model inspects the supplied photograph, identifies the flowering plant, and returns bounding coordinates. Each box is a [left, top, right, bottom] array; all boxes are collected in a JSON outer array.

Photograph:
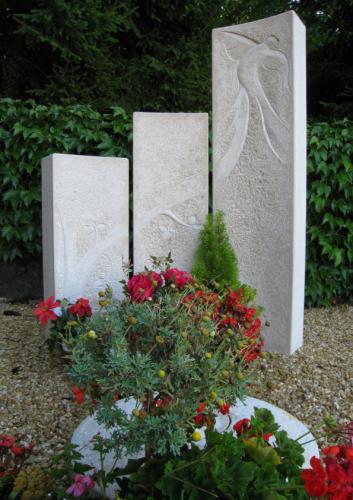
[[68, 260, 263, 462], [34, 295, 93, 350], [117, 407, 308, 499], [300, 420, 353, 499], [0, 433, 34, 496]]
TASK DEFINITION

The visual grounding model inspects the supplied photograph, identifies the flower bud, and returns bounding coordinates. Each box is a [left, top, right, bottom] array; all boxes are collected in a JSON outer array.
[[86, 330, 97, 340], [158, 369, 166, 378]]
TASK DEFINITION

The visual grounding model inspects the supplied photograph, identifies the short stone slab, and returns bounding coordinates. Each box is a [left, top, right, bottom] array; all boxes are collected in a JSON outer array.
[[72, 396, 319, 498]]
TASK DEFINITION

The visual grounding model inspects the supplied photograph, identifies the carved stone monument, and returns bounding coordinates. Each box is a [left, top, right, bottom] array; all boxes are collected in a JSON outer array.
[[133, 112, 209, 272], [42, 154, 129, 305], [212, 11, 306, 353]]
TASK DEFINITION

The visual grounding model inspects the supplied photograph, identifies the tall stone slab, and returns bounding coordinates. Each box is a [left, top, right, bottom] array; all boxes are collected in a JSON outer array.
[[213, 11, 306, 354], [133, 112, 208, 271], [42, 154, 129, 306]]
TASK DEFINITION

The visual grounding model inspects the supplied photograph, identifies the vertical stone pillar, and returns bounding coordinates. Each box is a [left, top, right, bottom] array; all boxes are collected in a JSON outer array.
[[42, 154, 129, 306], [133, 112, 209, 272], [213, 11, 306, 353]]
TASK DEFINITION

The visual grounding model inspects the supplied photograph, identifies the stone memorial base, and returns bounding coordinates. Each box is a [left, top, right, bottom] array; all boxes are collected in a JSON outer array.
[[72, 396, 319, 499]]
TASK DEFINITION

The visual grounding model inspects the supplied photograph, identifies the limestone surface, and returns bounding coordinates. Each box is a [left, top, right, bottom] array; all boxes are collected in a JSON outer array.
[[212, 11, 306, 354], [41, 154, 129, 306], [133, 112, 209, 272], [72, 396, 319, 499]]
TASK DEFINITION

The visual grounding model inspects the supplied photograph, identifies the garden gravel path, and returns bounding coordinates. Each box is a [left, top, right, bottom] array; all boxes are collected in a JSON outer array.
[[0, 301, 352, 467]]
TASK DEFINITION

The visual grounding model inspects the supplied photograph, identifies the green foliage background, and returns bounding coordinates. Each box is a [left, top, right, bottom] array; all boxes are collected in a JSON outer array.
[[1, 0, 353, 118], [306, 120, 353, 307], [0, 98, 131, 261]]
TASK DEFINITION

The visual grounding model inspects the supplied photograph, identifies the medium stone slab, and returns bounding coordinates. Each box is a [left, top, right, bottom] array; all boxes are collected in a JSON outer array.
[[133, 112, 208, 272], [72, 396, 319, 499], [212, 11, 307, 354], [42, 154, 129, 306]]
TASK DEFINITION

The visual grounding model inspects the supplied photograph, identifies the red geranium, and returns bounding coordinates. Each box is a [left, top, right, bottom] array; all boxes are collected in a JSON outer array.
[[233, 418, 251, 436], [72, 386, 85, 404], [34, 296, 61, 326], [163, 268, 193, 290], [0, 434, 14, 448], [11, 445, 25, 457], [68, 298, 92, 318], [301, 456, 328, 498], [127, 272, 162, 303]]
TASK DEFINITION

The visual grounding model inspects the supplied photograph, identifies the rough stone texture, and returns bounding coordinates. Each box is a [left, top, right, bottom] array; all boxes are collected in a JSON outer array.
[[133, 112, 209, 272], [42, 154, 129, 305], [72, 396, 319, 498], [212, 11, 306, 354]]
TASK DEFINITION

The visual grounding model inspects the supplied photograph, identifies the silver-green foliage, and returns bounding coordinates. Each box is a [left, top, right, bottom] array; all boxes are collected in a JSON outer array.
[[69, 286, 250, 459]]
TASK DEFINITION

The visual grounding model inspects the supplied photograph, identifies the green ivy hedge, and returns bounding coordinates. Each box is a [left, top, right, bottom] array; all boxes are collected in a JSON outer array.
[[306, 119, 353, 306], [0, 98, 132, 261], [0, 99, 352, 306]]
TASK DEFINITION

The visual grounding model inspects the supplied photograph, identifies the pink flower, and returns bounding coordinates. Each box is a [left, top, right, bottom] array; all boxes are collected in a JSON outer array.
[[34, 296, 61, 325], [68, 298, 92, 318], [66, 473, 95, 497], [163, 268, 193, 290]]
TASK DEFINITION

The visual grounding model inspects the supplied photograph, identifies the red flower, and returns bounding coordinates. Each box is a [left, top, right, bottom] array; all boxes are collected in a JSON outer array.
[[301, 457, 328, 498], [327, 462, 353, 499], [72, 386, 85, 404], [225, 289, 243, 310], [345, 447, 353, 462], [242, 339, 264, 362], [197, 402, 206, 414], [263, 433, 273, 442], [11, 445, 25, 456], [127, 272, 162, 303], [0, 434, 14, 448], [194, 414, 205, 425], [245, 318, 262, 339], [218, 316, 238, 330], [219, 403, 231, 415], [163, 268, 193, 290], [34, 296, 61, 326], [68, 298, 92, 318], [233, 418, 251, 435], [323, 446, 341, 457]]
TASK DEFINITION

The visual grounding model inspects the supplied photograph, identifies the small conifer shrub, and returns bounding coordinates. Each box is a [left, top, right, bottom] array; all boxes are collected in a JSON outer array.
[[192, 210, 240, 289]]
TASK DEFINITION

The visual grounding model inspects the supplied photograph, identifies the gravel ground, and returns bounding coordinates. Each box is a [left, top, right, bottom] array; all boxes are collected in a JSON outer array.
[[0, 301, 352, 467]]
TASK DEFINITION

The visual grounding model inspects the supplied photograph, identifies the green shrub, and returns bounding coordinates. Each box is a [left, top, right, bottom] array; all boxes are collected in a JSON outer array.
[[192, 211, 240, 289], [0, 98, 131, 261], [306, 119, 353, 306]]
